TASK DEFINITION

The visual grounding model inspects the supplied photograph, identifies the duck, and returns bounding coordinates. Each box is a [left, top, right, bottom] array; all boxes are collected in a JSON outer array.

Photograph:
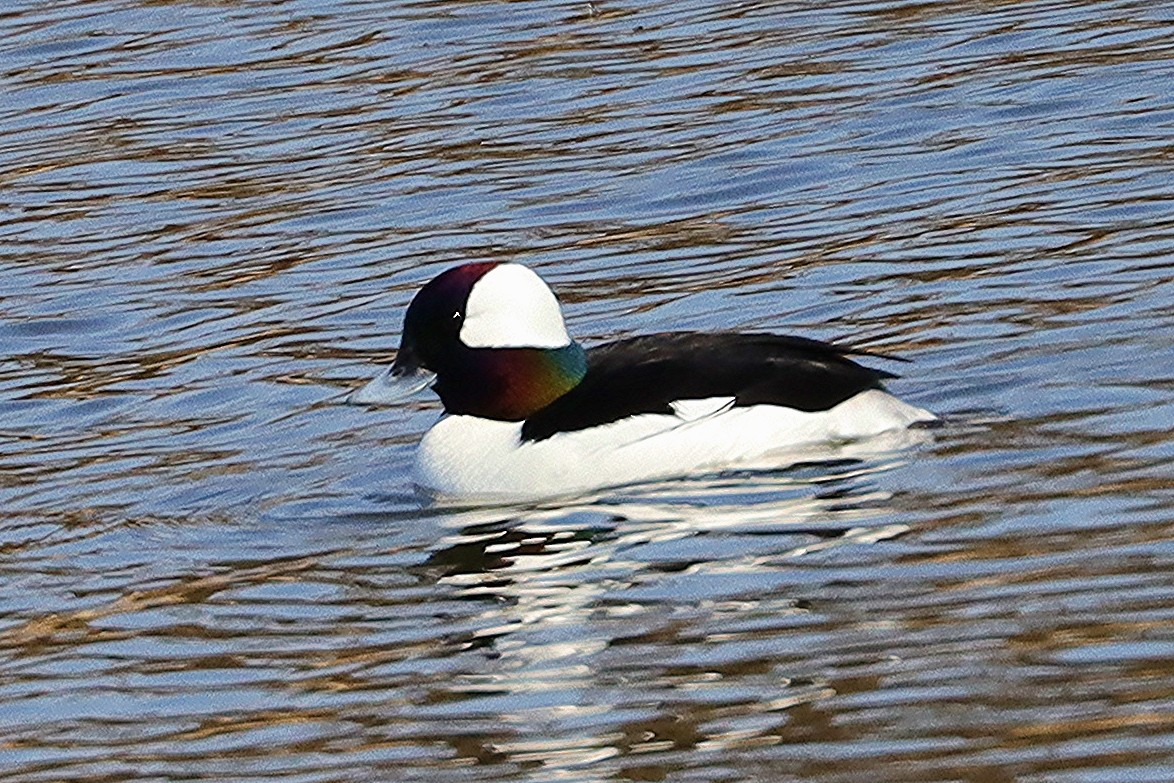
[[349, 262, 936, 500]]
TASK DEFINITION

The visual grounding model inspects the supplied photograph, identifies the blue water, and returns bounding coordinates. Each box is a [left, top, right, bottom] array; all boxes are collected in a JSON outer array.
[[2, 1, 1173, 781]]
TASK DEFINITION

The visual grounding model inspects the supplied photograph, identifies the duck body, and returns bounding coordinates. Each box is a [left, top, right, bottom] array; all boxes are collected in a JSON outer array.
[[351, 263, 935, 501]]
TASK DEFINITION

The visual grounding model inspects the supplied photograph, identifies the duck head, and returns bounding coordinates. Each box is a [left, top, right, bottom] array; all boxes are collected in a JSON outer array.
[[349, 262, 587, 420]]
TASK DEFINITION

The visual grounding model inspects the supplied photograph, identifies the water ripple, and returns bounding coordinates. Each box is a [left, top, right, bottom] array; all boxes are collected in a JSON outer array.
[[2, 0, 1172, 781]]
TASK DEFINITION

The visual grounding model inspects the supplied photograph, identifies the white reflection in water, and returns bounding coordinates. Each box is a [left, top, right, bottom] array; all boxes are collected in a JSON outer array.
[[407, 458, 911, 767]]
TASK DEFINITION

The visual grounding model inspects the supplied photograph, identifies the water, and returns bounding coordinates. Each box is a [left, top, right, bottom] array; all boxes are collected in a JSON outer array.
[[2, 0, 1173, 780]]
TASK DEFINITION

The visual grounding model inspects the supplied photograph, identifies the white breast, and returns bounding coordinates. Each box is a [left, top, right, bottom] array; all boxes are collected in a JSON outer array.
[[413, 390, 935, 501]]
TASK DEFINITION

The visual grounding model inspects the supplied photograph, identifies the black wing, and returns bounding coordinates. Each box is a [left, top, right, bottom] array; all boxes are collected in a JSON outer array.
[[521, 332, 905, 442]]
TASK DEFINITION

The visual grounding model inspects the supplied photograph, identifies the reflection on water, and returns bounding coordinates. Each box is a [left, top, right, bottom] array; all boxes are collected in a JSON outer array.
[[2, 0, 1173, 781], [0, 466, 908, 777]]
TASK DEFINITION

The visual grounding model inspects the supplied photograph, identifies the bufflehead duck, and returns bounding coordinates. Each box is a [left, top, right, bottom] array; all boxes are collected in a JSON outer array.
[[350, 262, 935, 500]]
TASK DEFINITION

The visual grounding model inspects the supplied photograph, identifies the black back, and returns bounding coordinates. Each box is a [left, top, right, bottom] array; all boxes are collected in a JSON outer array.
[[520, 332, 904, 442]]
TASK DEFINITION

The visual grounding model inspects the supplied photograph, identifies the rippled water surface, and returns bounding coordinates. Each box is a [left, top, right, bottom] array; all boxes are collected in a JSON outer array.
[[3, 0, 1173, 780]]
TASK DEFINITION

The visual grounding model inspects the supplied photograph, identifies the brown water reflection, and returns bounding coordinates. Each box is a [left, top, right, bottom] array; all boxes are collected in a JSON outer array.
[[2, 0, 1174, 781]]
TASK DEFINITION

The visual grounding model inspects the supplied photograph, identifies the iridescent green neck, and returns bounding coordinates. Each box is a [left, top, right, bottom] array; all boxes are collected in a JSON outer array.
[[433, 342, 587, 421]]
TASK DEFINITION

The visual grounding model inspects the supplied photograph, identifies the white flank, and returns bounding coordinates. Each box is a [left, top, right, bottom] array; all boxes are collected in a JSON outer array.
[[460, 264, 571, 349], [414, 389, 937, 500]]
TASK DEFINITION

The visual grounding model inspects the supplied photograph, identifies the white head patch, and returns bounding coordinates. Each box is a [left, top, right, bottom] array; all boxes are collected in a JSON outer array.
[[460, 264, 572, 349]]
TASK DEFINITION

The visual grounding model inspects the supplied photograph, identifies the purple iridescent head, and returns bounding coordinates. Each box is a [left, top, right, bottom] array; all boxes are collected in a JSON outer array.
[[350, 263, 587, 421]]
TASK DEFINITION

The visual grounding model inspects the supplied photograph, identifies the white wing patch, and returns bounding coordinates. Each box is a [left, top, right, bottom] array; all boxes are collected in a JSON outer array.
[[670, 397, 736, 421]]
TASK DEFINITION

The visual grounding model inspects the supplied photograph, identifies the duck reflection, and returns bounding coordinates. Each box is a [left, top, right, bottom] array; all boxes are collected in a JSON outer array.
[[414, 457, 913, 773]]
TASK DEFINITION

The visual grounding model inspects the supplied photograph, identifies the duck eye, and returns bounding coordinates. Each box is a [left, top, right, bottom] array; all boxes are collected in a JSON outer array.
[[452, 311, 462, 320]]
